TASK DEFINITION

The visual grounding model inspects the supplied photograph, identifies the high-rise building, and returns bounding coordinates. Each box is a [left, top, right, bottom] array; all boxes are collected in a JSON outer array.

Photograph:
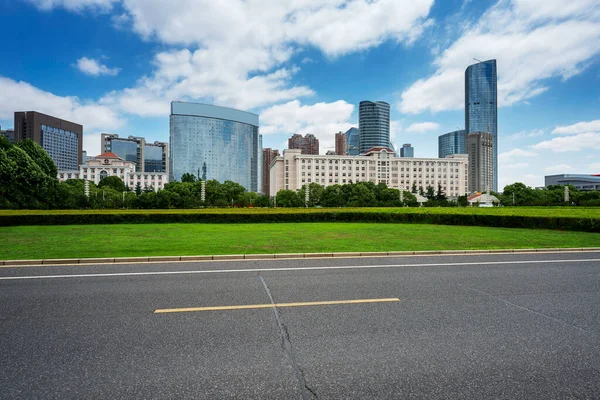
[[170, 102, 261, 192], [358, 101, 390, 153], [335, 131, 347, 155], [101, 134, 168, 174], [438, 130, 467, 158], [0, 126, 14, 143], [467, 131, 494, 193], [262, 148, 280, 195], [14, 111, 83, 170], [288, 133, 319, 155], [465, 59, 497, 191], [345, 127, 359, 155], [400, 143, 414, 158]]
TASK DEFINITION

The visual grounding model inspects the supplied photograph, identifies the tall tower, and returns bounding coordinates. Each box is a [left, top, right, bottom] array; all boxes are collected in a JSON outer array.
[[465, 59, 497, 191], [335, 131, 347, 155], [467, 132, 494, 193], [358, 101, 390, 153]]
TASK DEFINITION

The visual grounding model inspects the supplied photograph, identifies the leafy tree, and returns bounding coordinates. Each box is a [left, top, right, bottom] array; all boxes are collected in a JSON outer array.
[[425, 185, 434, 199], [98, 176, 126, 192], [436, 183, 447, 201], [457, 195, 469, 207], [181, 172, 196, 183], [135, 182, 142, 196], [321, 185, 346, 207], [276, 189, 303, 207], [348, 183, 376, 206], [411, 182, 417, 194], [17, 138, 58, 178]]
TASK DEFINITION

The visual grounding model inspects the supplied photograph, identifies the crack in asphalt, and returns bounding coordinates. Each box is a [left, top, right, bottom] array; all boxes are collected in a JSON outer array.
[[259, 275, 318, 400]]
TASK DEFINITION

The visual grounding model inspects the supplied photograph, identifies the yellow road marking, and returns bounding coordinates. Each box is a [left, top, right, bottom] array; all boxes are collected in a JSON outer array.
[[154, 297, 400, 314]]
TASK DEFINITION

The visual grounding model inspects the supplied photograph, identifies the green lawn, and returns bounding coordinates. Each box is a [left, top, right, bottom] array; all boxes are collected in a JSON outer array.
[[1, 223, 599, 260]]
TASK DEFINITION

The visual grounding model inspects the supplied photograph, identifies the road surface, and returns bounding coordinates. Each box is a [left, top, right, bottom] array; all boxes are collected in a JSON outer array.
[[1, 252, 599, 399]]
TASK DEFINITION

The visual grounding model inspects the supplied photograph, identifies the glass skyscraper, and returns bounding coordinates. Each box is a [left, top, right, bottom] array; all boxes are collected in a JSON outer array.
[[345, 127, 359, 155], [400, 143, 414, 158], [358, 101, 390, 153], [465, 59, 497, 191], [438, 130, 467, 158], [170, 102, 261, 192]]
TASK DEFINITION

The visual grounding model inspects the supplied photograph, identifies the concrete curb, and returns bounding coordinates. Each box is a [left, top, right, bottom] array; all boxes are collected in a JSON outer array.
[[2, 247, 600, 267]]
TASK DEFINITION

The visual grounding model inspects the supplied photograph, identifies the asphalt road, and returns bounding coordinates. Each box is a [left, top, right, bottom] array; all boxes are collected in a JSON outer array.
[[1, 252, 599, 399]]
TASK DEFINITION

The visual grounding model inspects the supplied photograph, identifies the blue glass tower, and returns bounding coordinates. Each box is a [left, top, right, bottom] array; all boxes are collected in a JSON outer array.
[[345, 127, 359, 155], [465, 59, 497, 191], [438, 130, 466, 158], [358, 101, 390, 153], [170, 102, 261, 192]]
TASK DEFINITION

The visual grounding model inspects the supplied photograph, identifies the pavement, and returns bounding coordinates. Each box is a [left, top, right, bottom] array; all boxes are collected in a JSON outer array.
[[1, 251, 599, 399]]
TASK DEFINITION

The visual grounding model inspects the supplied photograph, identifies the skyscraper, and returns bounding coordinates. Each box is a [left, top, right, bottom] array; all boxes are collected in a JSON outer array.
[[465, 59, 497, 191], [14, 111, 82, 170], [400, 143, 414, 158], [288, 133, 319, 155], [358, 101, 390, 153], [335, 131, 347, 155], [102, 134, 168, 174], [170, 102, 261, 192], [438, 130, 467, 158], [262, 148, 280, 195], [345, 127, 359, 155], [467, 132, 494, 193]]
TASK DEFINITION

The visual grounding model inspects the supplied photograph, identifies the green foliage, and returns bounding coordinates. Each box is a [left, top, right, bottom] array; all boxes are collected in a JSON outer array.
[[98, 176, 126, 192], [17, 139, 58, 178], [181, 172, 196, 183], [135, 182, 142, 195], [276, 190, 303, 207]]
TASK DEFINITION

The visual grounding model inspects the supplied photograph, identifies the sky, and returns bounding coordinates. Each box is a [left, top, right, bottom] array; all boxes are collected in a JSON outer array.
[[0, 0, 599, 190]]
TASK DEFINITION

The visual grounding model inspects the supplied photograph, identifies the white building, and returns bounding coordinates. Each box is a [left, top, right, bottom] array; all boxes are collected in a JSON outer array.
[[270, 148, 468, 198], [58, 152, 168, 191]]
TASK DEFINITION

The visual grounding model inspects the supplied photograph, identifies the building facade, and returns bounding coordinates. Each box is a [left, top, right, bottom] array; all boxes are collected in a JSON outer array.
[[170, 102, 261, 192], [467, 132, 494, 193], [57, 152, 168, 191], [14, 111, 82, 170], [545, 174, 600, 191], [345, 127, 359, 155], [288, 133, 319, 155], [335, 131, 347, 155], [262, 148, 280, 195], [270, 148, 468, 198], [358, 101, 390, 153], [0, 128, 14, 143], [465, 59, 498, 191], [438, 129, 466, 158], [102, 134, 168, 174], [400, 143, 414, 158]]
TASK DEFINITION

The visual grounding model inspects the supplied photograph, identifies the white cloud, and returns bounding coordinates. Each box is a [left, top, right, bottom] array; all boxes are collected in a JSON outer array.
[[498, 148, 537, 162], [399, 0, 600, 114], [505, 162, 529, 169], [552, 120, 600, 135], [530, 133, 600, 152], [544, 163, 573, 172], [507, 129, 544, 139], [26, 0, 117, 12], [406, 121, 440, 133], [76, 57, 121, 77]]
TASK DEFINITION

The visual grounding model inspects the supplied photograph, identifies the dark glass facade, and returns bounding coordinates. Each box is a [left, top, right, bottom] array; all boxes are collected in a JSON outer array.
[[465, 59, 497, 190], [170, 102, 261, 192], [110, 138, 139, 164], [400, 143, 414, 158], [144, 144, 165, 173], [345, 127, 359, 155], [358, 101, 390, 153], [438, 130, 466, 158]]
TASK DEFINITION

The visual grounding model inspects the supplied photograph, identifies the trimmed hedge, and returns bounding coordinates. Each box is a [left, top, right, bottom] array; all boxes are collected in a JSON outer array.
[[0, 211, 598, 232]]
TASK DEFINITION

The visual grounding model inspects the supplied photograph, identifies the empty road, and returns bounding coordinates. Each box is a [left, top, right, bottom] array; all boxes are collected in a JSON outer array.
[[1, 252, 599, 399]]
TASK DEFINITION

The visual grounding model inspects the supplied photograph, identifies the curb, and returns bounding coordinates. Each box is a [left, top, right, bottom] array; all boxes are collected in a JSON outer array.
[[2, 247, 600, 267]]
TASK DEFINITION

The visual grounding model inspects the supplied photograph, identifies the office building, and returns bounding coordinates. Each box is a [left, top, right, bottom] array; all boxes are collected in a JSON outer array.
[[262, 148, 280, 195], [465, 59, 498, 190], [345, 127, 359, 155], [288, 133, 319, 155], [102, 134, 168, 174], [400, 143, 414, 158], [0, 127, 14, 143], [545, 174, 600, 191], [358, 101, 390, 153], [467, 132, 494, 193], [57, 152, 168, 191], [14, 111, 82, 170], [270, 148, 468, 198], [335, 131, 347, 155], [438, 129, 466, 158], [170, 102, 261, 192]]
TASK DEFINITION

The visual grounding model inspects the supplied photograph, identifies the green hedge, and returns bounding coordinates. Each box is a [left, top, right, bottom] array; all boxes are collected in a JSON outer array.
[[0, 211, 598, 232]]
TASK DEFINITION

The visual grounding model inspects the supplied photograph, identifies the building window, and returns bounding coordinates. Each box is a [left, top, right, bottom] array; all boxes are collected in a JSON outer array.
[[99, 170, 108, 180]]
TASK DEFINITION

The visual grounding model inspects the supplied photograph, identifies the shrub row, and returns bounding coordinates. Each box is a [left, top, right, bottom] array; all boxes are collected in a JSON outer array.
[[1, 211, 598, 233]]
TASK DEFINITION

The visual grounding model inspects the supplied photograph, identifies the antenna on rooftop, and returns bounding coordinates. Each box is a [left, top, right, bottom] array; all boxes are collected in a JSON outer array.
[[473, 58, 483, 63]]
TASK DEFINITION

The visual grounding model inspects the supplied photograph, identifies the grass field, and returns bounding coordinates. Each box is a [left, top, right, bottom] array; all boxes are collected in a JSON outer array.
[[1, 222, 599, 260], [1, 206, 599, 218]]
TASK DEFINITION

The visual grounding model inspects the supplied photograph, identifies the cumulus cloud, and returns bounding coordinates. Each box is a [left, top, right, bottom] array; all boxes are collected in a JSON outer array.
[[507, 129, 544, 139], [406, 121, 440, 133], [399, 0, 600, 114], [498, 147, 537, 162], [544, 163, 574, 172], [26, 0, 117, 12], [530, 133, 600, 153], [552, 120, 600, 135], [76, 57, 121, 76]]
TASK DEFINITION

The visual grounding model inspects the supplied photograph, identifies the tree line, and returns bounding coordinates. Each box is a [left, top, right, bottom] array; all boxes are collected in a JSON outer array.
[[1, 135, 599, 209]]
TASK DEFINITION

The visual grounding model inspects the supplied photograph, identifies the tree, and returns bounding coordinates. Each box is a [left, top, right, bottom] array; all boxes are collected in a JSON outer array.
[[17, 139, 58, 178], [435, 183, 447, 202], [276, 189, 303, 207], [181, 172, 196, 183], [411, 182, 417, 194], [321, 185, 346, 207], [135, 182, 142, 195], [98, 176, 126, 192]]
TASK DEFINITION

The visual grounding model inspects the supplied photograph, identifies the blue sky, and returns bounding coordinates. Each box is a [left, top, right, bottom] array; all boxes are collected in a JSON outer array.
[[1, 0, 599, 189]]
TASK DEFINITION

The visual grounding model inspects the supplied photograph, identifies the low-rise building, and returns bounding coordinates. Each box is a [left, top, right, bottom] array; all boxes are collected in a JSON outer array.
[[57, 152, 168, 191], [545, 174, 600, 191], [270, 148, 468, 198]]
